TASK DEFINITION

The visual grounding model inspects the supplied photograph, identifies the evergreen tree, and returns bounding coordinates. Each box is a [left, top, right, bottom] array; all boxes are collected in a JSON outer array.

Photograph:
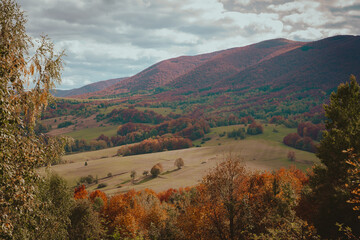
[[308, 75, 360, 238]]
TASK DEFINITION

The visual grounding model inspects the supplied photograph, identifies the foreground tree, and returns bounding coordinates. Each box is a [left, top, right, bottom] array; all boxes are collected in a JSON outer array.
[[30, 173, 73, 240], [307, 75, 360, 238], [0, 0, 64, 238], [68, 199, 104, 240], [201, 155, 249, 240], [346, 150, 360, 218], [178, 156, 317, 240]]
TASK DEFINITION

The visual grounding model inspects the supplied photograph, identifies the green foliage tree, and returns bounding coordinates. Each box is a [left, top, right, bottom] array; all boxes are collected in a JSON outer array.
[[345, 150, 360, 219], [308, 75, 360, 238], [25, 173, 73, 240], [0, 0, 65, 238], [67, 199, 104, 240]]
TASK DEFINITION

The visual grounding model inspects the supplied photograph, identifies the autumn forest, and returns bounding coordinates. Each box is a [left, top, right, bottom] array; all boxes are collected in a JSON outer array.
[[1, 0, 360, 239]]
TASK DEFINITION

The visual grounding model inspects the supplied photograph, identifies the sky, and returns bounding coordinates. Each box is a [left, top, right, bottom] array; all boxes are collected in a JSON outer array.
[[18, 0, 360, 90]]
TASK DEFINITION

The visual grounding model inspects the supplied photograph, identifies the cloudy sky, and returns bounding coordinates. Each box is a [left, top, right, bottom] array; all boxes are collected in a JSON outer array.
[[18, 0, 360, 90]]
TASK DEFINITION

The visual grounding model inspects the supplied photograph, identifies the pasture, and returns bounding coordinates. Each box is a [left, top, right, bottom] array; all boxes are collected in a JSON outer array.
[[46, 123, 318, 195]]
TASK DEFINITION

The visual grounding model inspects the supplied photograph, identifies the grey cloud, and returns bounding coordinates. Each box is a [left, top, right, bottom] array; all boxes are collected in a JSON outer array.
[[18, 0, 360, 89]]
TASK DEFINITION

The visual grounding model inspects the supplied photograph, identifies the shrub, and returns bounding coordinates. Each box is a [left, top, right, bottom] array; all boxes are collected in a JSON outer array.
[[57, 121, 73, 128], [97, 183, 107, 189], [79, 175, 94, 185], [227, 128, 246, 139]]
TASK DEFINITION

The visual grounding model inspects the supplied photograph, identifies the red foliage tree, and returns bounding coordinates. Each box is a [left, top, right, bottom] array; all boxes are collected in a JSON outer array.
[[240, 116, 255, 124], [117, 136, 192, 156], [247, 121, 264, 135], [283, 133, 302, 146], [297, 122, 325, 140], [269, 115, 284, 124]]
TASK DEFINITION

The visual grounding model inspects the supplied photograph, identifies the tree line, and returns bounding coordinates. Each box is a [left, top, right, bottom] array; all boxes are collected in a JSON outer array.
[[65, 118, 210, 153], [283, 121, 325, 153]]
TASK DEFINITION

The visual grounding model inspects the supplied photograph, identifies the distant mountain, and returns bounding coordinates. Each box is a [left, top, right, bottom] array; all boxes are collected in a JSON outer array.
[[75, 35, 360, 119], [216, 35, 360, 92], [52, 77, 127, 97], [77, 51, 223, 98], [81, 38, 306, 98], [168, 38, 304, 90]]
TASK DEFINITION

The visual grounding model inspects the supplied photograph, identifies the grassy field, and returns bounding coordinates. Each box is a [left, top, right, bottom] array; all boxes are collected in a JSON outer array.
[[45, 123, 318, 195], [65, 125, 118, 140], [98, 104, 181, 116], [56, 105, 181, 140], [193, 124, 298, 148]]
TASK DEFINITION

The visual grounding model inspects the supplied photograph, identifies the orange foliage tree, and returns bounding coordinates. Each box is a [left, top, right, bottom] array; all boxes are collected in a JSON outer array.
[[176, 155, 316, 239], [345, 150, 360, 217], [74, 185, 88, 200], [1, 0, 66, 237], [89, 190, 108, 212], [72, 158, 317, 239], [104, 189, 170, 239]]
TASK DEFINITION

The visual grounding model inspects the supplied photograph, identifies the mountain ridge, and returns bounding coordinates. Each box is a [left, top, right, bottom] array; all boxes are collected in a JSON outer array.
[[52, 77, 127, 97], [63, 35, 360, 112]]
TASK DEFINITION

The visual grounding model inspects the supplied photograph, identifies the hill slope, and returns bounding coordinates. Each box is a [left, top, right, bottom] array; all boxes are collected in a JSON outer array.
[[218, 35, 360, 92], [71, 35, 360, 120], [52, 77, 127, 97], [81, 38, 307, 98], [79, 51, 223, 98], [169, 38, 305, 90]]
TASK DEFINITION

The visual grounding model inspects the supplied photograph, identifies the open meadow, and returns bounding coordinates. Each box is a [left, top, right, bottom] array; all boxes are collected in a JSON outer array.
[[44, 124, 318, 195]]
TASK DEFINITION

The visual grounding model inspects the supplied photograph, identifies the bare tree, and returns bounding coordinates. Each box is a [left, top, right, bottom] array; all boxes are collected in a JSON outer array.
[[130, 170, 137, 184], [174, 158, 185, 169], [287, 151, 296, 161]]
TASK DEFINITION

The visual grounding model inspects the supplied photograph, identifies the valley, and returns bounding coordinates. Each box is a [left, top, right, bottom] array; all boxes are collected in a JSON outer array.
[[5, 0, 360, 238], [42, 35, 360, 195]]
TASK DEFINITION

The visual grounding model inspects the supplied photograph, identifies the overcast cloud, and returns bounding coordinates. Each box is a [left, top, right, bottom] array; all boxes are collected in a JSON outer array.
[[18, 0, 360, 89]]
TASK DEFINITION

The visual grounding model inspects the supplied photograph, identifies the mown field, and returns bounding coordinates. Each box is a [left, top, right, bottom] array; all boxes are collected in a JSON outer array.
[[43, 124, 318, 195], [45, 105, 182, 140], [65, 125, 118, 140]]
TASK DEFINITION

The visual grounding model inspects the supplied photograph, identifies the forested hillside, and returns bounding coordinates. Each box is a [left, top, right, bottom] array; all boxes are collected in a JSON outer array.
[[2, 0, 360, 239]]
